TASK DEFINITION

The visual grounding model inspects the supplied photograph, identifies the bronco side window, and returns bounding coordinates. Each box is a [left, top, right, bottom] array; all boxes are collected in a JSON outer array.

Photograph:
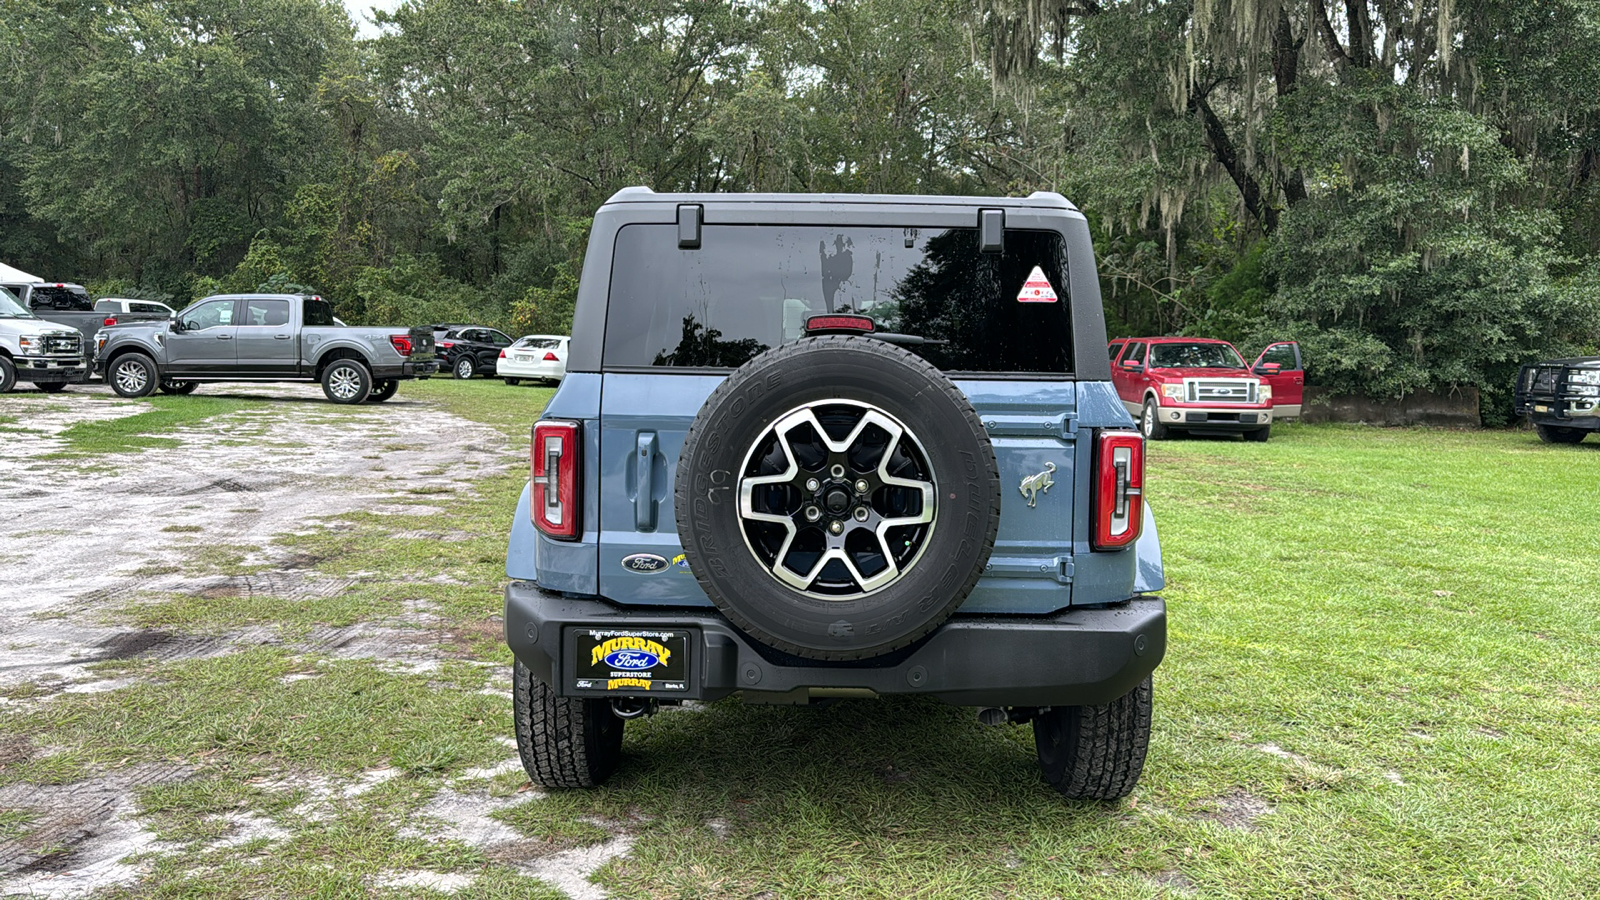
[[603, 224, 1074, 376]]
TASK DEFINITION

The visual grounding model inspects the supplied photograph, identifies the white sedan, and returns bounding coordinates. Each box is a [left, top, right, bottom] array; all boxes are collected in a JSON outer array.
[[499, 335, 570, 385]]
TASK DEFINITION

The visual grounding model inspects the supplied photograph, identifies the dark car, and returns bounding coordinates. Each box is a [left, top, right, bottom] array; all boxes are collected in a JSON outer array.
[[1515, 357, 1600, 443], [438, 326, 513, 379]]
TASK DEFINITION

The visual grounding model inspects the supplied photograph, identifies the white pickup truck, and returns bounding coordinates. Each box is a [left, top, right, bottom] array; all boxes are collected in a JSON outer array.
[[0, 287, 87, 393]]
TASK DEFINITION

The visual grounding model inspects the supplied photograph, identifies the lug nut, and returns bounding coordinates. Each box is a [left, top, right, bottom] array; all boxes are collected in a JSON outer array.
[[855, 479, 869, 493], [853, 506, 869, 522], [805, 477, 820, 492], [830, 463, 845, 479], [829, 520, 844, 535], [805, 506, 821, 522]]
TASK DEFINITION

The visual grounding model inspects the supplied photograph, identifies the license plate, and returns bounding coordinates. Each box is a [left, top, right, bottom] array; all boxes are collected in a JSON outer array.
[[513, 353, 530, 361], [1535, 404, 1551, 414], [571, 628, 691, 693]]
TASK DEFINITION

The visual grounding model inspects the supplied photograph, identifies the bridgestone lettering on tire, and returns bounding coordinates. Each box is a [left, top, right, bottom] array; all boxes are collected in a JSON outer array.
[[1033, 676, 1153, 801], [512, 661, 623, 788], [674, 335, 1001, 661]]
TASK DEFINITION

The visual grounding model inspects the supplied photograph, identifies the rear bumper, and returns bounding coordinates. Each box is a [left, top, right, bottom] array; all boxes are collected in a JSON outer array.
[[504, 581, 1165, 707], [372, 359, 439, 380]]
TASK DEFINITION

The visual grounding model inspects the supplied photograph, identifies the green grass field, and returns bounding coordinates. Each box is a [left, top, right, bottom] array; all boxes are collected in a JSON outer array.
[[4, 379, 1597, 898]]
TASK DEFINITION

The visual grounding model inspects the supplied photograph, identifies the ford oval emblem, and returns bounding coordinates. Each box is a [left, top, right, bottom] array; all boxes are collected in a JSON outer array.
[[604, 649, 661, 669], [621, 553, 670, 574]]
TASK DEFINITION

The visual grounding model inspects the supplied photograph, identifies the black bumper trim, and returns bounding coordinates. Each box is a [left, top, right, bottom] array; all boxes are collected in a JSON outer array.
[[504, 582, 1165, 707]]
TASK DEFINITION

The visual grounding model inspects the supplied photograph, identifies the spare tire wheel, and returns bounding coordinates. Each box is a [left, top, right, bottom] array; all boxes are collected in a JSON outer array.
[[675, 336, 1001, 661]]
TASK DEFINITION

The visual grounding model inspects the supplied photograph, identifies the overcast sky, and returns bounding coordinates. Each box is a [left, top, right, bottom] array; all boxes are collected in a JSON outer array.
[[343, 0, 402, 38]]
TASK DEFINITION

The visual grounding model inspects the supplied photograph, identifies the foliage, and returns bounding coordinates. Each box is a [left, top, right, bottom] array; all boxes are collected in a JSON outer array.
[[1, 0, 1598, 411]]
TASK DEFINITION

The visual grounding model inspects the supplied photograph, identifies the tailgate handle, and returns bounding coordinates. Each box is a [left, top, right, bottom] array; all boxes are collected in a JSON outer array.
[[634, 431, 658, 531]]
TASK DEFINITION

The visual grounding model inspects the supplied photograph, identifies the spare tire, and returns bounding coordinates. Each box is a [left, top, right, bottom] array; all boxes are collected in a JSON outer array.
[[675, 336, 1000, 660]]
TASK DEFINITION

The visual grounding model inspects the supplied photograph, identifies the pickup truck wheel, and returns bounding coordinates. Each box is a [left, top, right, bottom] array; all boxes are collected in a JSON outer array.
[[159, 380, 198, 395], [0, 357, 14, 393], [512, 661, 623, 788], [36, 382, 68, 393], [1140, 399, 1169, 440], [321, 359, 372, 404], [676, 336, 1001, 661], [454, 357, 476, 379], [367, 379, 399, 402], [109, 353, 158, 398], [1034, 676, 1152, 801], [1535, 424, 1586, 444], [1244, 425, 1271, 442]]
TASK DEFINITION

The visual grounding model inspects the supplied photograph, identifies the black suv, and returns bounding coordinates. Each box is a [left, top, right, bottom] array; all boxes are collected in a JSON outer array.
[[1515, 357, 1600, 443], [437, 326, 513, 379]]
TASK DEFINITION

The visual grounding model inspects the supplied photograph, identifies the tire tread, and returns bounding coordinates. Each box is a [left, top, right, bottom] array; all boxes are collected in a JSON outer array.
[[1035, 677, 1152, 801], [512, 661, 621, 788]]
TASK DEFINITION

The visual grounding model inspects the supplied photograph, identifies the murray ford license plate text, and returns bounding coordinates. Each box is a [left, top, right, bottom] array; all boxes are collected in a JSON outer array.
[[573, 629, 690, 692]]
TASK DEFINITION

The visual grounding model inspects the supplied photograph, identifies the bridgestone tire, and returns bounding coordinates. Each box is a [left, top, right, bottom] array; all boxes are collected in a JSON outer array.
[[321, 359, 372, 404], [1140, 399, 1169, 440], [367, 379, 399, 402], [1034, 676, 1153, 801], [36, 382, 67, 394], [1535, 424, 1586, 444], [0, 357, 14, 393], [109, 353, 158, 398], [675, 335, 1001, 661], [1244, 425, 1271, 442], [512, 661, 623, 788], [454, 357, 476, 379]]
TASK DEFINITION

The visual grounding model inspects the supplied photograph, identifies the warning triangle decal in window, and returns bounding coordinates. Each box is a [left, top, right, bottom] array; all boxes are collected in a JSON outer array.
[[1016, 266, 1058, 303]]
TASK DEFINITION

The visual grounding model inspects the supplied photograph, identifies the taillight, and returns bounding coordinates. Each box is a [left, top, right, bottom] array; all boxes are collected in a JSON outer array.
[[1093, 431, 1144, 551], [543, 352, 558, 362], [440, 341, 454, 350], [103, 316, 117, 326], [498, 349, 506, 359], [389, 335, 413, 356], [532, 420, 581, 540]]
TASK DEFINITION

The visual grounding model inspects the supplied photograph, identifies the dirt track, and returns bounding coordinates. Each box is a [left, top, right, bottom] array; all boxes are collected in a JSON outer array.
[[0, 383, 627, 899]]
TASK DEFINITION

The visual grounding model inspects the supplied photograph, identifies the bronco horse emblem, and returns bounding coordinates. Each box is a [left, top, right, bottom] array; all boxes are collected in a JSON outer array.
[[1019, 462, 1057, 508]]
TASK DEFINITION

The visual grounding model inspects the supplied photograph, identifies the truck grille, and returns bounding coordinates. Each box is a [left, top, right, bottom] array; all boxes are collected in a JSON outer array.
[[43, 333, 82, 356], [1185, 379, 1258, 404]]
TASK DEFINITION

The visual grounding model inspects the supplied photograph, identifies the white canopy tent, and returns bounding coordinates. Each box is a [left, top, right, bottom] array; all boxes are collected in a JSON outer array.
[[0, 262, 41, 282]]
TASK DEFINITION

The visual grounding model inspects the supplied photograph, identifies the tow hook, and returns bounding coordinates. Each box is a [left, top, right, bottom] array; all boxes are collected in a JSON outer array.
[[611, 698, 656, 719]]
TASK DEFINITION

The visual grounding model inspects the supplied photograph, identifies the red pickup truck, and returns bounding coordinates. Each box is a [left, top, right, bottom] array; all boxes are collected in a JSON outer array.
[[1107, 337, 1303, 442]]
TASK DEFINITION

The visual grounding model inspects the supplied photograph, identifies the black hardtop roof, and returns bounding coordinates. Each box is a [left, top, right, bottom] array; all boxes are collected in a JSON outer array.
[[600, 185, 1077, 212]]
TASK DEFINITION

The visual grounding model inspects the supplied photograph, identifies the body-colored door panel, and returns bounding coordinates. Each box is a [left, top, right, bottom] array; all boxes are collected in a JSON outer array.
[[1252, 342, 1304, 418]]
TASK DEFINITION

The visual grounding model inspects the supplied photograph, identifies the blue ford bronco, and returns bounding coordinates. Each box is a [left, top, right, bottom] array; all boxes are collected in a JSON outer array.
[[505, 188, 1166, 800]]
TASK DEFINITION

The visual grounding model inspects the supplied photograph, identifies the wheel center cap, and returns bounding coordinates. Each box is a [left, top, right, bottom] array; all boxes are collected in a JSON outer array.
[[824, 488, 850, 513]]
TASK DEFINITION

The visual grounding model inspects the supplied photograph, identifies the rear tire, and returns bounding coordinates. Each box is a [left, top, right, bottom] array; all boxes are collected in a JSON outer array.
[[36, 382, 68, 394], [1034, 677, 1153, 801], [1244, 425, 1271, 442], [1140, 399, 1169, 440], [109, 353, 158, 398], [0, 357, 14, 393], [1535, 423, 1586, 444], [454, 357, 476, 379], [321, 359, 372, 404], [159, 380, 198, 395], [367, 379, 399, 402], [504, 377, 520, 386], [512, 661, 623, 788]]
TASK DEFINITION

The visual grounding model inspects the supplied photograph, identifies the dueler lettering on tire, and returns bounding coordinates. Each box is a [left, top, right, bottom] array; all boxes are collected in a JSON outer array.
[[674, 336, 1001, 660]]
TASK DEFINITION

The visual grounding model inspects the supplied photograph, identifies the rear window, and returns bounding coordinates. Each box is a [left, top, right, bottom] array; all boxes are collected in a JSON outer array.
[[515, 337, 562, 349], [603, 224, 1074, 375], [303, 298, 335, 326], [29, 286, 92, 311]]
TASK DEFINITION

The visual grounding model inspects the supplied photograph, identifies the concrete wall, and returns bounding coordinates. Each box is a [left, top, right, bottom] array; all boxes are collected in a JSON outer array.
[[1300, 386, 1480, 427]]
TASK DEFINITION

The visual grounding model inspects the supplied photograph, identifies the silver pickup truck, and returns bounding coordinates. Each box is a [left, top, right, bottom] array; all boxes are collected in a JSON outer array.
[[93, 293, 437, 403]]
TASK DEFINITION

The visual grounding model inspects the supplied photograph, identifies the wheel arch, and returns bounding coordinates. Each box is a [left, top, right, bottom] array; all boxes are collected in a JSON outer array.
[[314, 346, 372, 381], [103, 343, 163, 377]]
